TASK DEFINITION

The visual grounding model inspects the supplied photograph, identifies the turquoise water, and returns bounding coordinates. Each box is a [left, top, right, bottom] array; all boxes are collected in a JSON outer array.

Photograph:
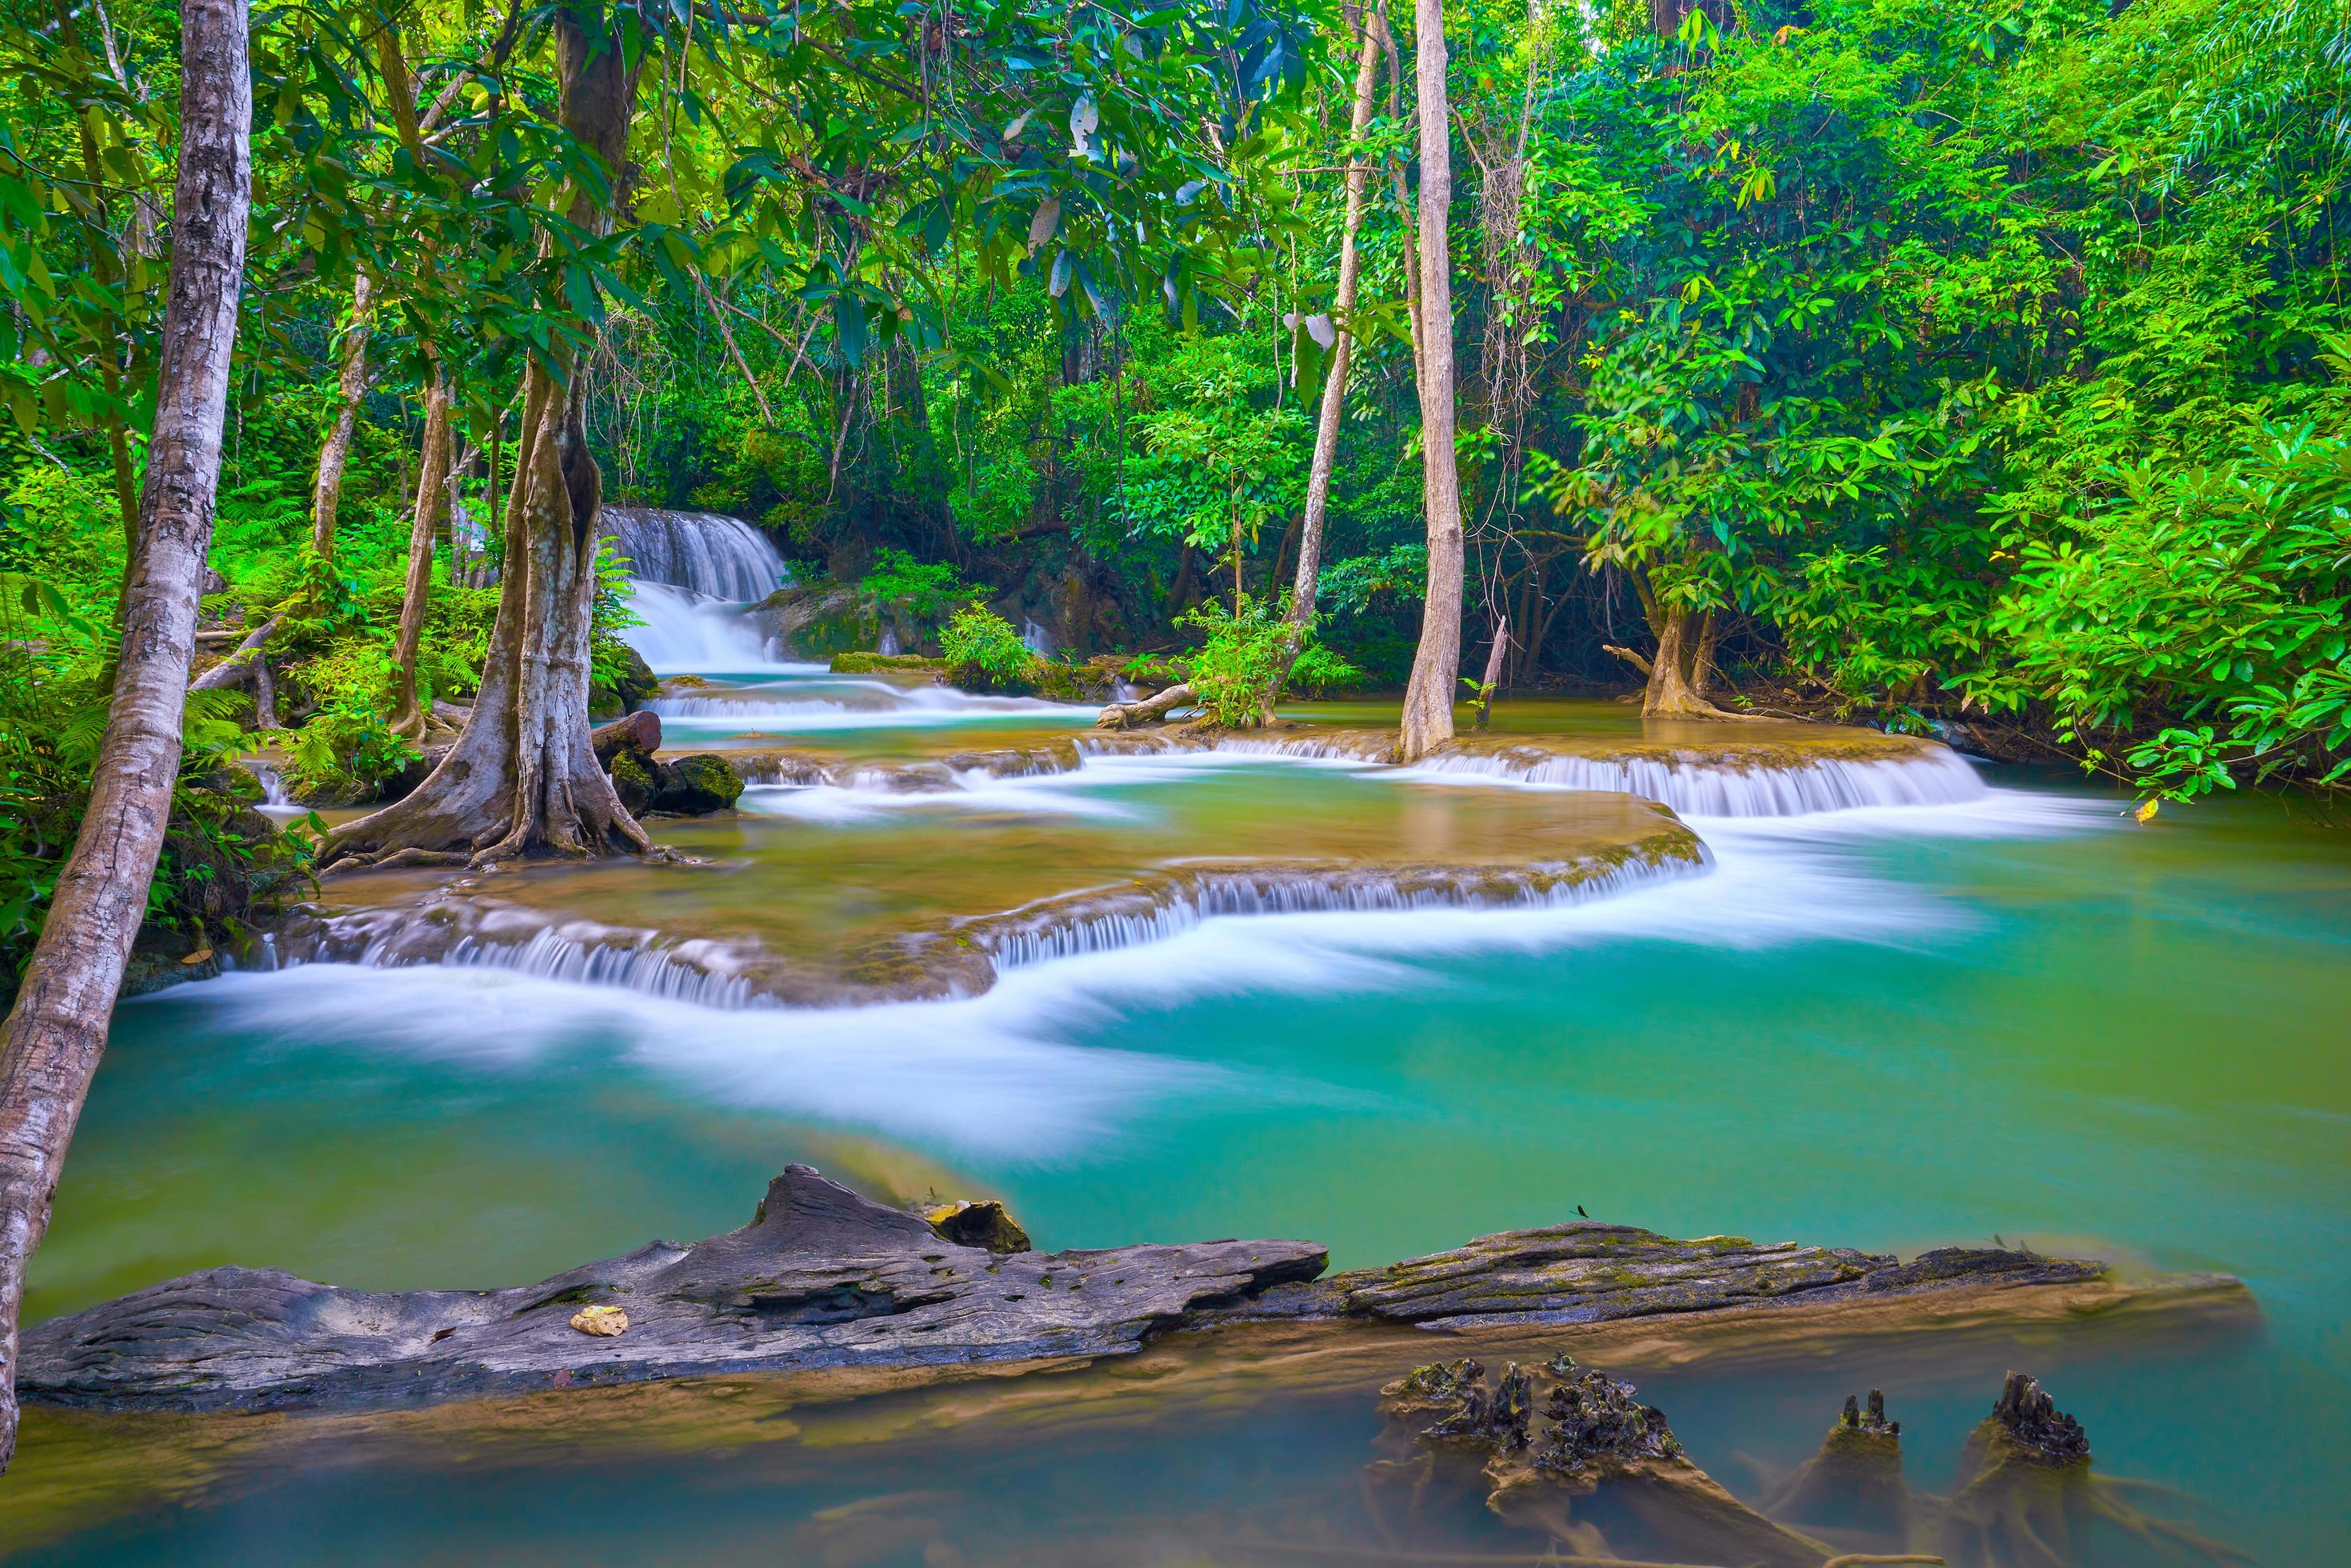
[[6, 687, 2349, 1558]]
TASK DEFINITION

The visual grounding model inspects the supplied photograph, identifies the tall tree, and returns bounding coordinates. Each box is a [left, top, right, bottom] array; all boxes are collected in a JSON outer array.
[[308, 270, 374, 562], [0, 0, 253, 1470], [321, 5, 651, 868], [1277, 5, 1387, 698], [1397, 0, 1465, 761]]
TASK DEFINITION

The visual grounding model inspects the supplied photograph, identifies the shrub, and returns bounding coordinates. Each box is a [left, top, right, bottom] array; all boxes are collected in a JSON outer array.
[[861, 547, 973, 631], [941, 605, 1034, 692], [1288, 642, 1368, 698]]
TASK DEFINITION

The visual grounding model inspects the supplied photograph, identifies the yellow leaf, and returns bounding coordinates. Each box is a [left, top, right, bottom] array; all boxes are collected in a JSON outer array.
[[181, 946, 214, 965], [2133, 800, 2159, 823]]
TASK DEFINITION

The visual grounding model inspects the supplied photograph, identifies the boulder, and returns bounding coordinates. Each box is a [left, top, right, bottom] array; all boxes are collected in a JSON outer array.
[[651, 752, 744, 814], [607, 749, 658, 814]]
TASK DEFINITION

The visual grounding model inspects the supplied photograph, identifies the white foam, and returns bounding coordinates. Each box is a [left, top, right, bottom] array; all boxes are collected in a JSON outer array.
[[1393, 744, 1992, 817], [624, 581, 790, 673], [138, 961, 1237, 1154]]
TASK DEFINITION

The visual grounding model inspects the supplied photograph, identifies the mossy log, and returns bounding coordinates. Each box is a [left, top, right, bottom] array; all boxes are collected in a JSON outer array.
[[24, 1170, 2148, 1419]]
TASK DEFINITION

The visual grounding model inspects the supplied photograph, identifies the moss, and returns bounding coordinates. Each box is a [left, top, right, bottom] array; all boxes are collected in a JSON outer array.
[[831, 652, 946, 674]]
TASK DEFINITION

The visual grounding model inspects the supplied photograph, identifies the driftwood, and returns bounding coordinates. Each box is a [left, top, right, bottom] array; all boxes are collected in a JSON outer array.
[[22, 1168, 2122, 1418], [1095, 681, 1194, 729]]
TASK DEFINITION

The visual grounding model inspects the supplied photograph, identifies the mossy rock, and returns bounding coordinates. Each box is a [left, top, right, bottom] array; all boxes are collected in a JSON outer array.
[[832, 652, 947, 675], [591, 642, 659, 720], [653, 753, 745, 814], [754, 583, 880, 659], [608, 748, 658, 814]]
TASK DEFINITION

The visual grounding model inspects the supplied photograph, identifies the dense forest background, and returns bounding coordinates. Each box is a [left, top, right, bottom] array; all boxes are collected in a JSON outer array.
[[3, 0, 2349, 978]]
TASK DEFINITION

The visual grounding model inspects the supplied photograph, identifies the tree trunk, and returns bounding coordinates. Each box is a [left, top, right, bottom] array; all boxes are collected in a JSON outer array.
[[1398, 0, 1466, 762], [0, 0, 251, 1472], [51, 0, 142, 582], [310, 270, 375, 562], [1473, 614, 1506, 730], [1097, 682, 1196, 730], [387, 362, 453, 738], [1640, 602, 1738, 719], [320, 10, 649, 872], [1273, 9, 1385, 701]]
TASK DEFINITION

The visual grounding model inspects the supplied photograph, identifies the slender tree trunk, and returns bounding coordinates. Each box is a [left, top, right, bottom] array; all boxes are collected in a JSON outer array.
[[1275, 8, 1385, 701], [53, 0, 142, 574], [1398, 0, 1466, 762], [310, 270, 375, 561], [387, 362, 453, 737], [0, 0, 251, 1471], [321, 9, 650, 871], [1473, 614, 1506, 730]]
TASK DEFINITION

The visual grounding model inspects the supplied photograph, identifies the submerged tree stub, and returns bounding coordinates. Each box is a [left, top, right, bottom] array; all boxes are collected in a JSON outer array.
[[20, 1167, 2218, 1421]]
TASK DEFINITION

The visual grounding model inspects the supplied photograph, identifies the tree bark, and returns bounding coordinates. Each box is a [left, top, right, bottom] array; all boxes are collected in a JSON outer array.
[[1639, 602, 1739, 718], [0, 0, 251, 1473], [387, 363, 453, 738], [1397, 0, 1466, 762], [1273, 9, 1385, 702], [321, 8, 650, 872], [310, 270, 375, 562]]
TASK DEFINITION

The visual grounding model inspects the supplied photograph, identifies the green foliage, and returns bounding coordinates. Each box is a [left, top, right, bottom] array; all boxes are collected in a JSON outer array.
[[940, 605, 1035, 692], [1288, 642, 1368, 698], [861, 548, 974, 630], [1174, 594, 1360, 719]]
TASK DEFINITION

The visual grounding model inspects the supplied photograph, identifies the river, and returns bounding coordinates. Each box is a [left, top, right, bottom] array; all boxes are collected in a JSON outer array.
[[6, 534, 2346, 1563]]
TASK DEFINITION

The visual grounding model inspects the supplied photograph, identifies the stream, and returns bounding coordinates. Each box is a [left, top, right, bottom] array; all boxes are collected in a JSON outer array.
[[6, 518, 2348, 1562]]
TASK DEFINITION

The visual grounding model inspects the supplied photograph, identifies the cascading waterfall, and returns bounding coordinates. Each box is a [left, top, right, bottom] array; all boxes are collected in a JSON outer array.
[[982, 856, 1708, 971], [601, 506, 792, 672], [1394, 746, 1990, 817], [602, 507, 786, 600]]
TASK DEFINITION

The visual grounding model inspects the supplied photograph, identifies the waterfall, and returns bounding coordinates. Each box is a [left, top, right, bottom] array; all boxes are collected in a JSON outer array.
[[602, 507, 786, 600], [878, 624, 902, 656], [1021, 616, 1054, 656], [626, 580, 785, 671], [602, 508, 791, 672], [1397, 746, 1991, 818]]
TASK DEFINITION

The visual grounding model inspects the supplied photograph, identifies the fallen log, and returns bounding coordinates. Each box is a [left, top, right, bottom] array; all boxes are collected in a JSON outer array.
[[1096, 681, 1194, 729], [188, 614, 279, 726], [19, 1168, 2166, 1418]]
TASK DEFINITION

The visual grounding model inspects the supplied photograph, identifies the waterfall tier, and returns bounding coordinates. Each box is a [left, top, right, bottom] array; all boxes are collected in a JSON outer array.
[[602, 507, 786, 601]]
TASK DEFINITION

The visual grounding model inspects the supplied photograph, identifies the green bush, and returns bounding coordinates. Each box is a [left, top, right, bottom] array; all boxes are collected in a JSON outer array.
[[1288, 642, 1368, 698], [861, 547, 973, 633], [1176, 595, 1289, 726], [940, 605, 1034, 692], [282, 692, 419, 802]]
